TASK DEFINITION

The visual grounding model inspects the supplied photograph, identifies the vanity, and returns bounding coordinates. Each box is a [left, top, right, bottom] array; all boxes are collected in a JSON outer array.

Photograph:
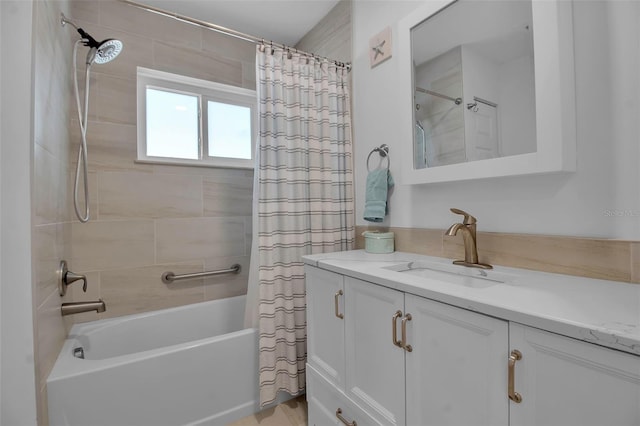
[[303, 251, 640, 426]]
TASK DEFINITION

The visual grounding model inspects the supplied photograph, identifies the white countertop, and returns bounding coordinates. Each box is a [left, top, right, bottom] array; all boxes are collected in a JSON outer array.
[[303, 250, 640, 356]]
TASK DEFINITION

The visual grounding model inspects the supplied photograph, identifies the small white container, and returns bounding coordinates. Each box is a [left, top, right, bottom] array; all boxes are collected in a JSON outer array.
[[362, 231, 395, 254]]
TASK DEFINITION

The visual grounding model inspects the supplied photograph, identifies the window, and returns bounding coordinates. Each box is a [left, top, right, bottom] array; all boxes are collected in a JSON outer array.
[[137, 67, 256, 168]]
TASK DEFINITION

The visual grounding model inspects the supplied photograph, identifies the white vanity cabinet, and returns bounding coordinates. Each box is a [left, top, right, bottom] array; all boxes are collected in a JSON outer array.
[[305, 262, 640, 426], [305, 252, 640, 426], [305, 265, 510, 426], [509, 323, 640, 426]]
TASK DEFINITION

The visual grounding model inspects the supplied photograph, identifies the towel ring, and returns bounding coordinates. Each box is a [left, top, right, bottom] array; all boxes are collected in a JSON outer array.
[[367, 144, 390, 172]]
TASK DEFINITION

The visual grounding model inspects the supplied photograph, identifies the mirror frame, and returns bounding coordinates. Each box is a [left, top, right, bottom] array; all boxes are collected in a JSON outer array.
[[398, 0, 576, 184]]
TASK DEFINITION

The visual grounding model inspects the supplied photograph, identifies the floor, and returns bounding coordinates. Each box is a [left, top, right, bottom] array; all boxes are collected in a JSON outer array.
[[228, 395, 308, 426]]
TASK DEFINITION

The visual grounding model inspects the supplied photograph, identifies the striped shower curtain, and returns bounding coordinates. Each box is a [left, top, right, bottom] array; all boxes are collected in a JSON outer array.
[[256, 45, 354, 406]]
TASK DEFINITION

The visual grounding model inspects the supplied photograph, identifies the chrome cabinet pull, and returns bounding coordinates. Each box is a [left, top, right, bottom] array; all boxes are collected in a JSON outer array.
[[336, 408, 357, 426], [334, 289, 344, 319], [392, 310, 403, 347], [401, 313, 413, 352], [508, 349, 523, 403]]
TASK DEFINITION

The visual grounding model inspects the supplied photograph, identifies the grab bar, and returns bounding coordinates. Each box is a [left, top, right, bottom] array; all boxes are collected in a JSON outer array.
[[161, 264, 241, 284]]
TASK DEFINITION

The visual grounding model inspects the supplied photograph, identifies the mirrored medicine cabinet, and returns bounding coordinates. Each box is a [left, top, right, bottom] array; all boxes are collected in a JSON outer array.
[[397, 0, 576, 184]]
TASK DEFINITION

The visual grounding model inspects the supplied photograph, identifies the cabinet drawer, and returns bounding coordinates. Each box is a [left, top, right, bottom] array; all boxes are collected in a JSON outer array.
[[307, 364, 382, 426]]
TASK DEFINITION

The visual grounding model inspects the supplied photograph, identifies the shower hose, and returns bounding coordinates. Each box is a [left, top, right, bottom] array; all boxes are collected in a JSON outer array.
[[72, 39, 92, 223]]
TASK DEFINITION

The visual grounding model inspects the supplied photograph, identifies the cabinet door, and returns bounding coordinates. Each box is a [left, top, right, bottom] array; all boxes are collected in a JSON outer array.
[[510, 323, 640, 426], [344, 277, 406, 426], [305, 266, 346, 388], [405, 294, 509, 426]]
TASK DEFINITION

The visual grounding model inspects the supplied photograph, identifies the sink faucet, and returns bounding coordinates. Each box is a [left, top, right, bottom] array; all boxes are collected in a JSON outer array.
[[61, 300, 106, 316], [445, 208, 492, 270]]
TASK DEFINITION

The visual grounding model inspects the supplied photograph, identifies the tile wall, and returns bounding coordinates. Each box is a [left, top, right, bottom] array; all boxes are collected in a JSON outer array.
[[32, 0, 74, 422], [66, 0, 256, 323], [295, 0, 352, 64]]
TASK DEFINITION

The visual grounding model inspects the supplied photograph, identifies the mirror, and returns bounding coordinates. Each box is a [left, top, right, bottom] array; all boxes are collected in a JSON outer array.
[[412, 0, 536, 169], [398, 0, 576, 184]]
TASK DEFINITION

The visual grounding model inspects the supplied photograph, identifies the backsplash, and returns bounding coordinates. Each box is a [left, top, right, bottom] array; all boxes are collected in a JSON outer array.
[[356, 226, 640, 284]]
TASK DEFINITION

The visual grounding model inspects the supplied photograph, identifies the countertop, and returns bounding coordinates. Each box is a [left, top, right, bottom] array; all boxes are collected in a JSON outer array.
[[302, 250, 640, 356]]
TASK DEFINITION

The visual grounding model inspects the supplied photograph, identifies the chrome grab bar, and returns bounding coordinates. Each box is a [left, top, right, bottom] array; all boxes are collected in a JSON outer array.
[[162, 264, 241, 284]]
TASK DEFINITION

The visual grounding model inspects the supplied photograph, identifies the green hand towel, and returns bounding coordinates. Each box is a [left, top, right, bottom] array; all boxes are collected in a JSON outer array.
[[364, 169, 394, 222]]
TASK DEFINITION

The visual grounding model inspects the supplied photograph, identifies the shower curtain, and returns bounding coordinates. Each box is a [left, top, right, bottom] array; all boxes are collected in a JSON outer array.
[[252, 45, 354, 407]]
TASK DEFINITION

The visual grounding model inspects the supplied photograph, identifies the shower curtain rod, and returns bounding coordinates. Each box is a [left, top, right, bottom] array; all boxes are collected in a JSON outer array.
[[415, 86, 462, 105], [118, 0, 351, 70]]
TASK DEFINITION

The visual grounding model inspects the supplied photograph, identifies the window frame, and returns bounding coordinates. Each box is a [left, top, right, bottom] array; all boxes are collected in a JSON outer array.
[[136, 67, 257, 169]]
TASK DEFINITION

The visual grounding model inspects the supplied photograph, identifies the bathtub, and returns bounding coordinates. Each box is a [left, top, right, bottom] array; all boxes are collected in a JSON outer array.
[[47, 295, 259, 426]]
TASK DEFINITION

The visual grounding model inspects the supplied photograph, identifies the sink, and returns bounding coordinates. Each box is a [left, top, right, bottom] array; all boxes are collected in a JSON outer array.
[[382, 261, 516, 288]]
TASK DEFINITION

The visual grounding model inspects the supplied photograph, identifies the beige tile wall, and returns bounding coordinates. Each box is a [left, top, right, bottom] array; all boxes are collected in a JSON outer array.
[[295, 0, 352, 64], [66, 0, 256, 324], [356, 226, 640, 284], [32, 1, 75, 424]]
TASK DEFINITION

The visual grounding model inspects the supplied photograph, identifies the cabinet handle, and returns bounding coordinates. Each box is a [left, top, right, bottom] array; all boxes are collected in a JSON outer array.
[[508, 349, 523, 403], [401, 313, 413, 352], [392, 310, 403, 347], [336, 408, 357, 426], [334, 290, 344, 319]]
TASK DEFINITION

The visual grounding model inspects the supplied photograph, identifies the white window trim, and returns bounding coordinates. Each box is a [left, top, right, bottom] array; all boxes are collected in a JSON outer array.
[[136, 67, 256, 169]]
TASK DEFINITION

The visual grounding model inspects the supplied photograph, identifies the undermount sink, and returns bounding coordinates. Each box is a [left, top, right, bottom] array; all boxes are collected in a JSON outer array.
[[382, 260, 516, 288]]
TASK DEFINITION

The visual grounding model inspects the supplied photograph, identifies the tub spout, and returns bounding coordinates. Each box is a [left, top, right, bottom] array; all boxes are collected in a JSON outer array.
[[61, 299, 106, 316]]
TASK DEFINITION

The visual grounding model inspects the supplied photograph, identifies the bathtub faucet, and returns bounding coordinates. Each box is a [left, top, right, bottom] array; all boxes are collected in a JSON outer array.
[[61, 299, 106, 316]]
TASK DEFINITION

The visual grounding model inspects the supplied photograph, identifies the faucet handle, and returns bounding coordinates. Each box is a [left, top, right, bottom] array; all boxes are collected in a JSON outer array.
[[65, 271, 88, 292], [58, 260, 87, 296], [450, 208, 476, 225]]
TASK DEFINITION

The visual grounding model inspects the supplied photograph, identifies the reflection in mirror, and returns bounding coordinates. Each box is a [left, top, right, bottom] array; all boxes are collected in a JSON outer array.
[[412, 0, 536, 169]]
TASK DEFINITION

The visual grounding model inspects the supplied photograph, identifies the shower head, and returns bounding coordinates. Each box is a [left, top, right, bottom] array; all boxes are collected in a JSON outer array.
[[61, 14, 123, 65], [77, 28, 123, 65], [86, 39, 123, 65]]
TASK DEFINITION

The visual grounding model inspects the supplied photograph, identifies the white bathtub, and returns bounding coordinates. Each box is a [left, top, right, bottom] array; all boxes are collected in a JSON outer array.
[[47, 296, 259, 426]]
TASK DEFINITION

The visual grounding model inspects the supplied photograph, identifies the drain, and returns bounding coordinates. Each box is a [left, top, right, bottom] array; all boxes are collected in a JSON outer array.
[[73, 347, 85, 359]]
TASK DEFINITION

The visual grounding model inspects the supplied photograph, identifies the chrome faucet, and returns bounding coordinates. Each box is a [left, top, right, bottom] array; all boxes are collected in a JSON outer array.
[[445, 208, 492, 269], [61, 300, 106, 316]]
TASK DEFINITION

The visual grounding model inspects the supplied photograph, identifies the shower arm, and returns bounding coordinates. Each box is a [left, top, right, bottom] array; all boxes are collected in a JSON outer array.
[[61, 14, 101, 48], [60, 14, 80, 31]]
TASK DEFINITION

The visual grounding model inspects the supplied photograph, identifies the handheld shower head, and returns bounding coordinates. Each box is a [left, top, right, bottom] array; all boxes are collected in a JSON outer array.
[[79, 31, 123, 64], [61, 14, 123, 65], [93, 39, 123, 64], [61, 13, 124, 222]]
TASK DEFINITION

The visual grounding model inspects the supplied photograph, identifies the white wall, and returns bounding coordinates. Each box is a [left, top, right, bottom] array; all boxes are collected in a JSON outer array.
[[353, 0, 640, 239], [0, 0, 38, 424]]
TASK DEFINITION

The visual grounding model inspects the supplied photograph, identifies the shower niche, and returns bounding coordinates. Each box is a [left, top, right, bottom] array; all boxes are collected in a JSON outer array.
[[399, 0, 576, 184]]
